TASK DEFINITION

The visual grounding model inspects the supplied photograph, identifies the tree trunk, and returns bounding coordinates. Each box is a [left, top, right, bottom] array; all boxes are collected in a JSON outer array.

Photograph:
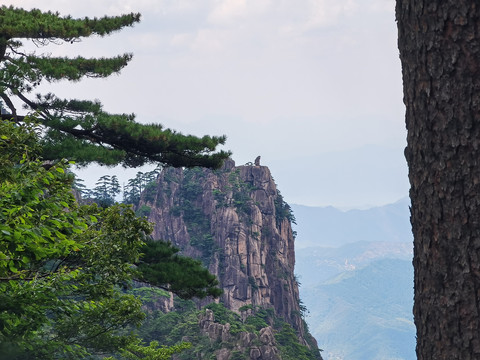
[[396, 1, 480, 359]]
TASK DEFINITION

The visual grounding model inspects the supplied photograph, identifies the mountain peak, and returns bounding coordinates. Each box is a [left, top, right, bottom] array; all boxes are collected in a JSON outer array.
[[137, 160, 321, 356]]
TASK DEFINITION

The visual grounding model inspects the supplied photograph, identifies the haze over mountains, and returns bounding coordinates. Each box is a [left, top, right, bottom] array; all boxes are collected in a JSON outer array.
[[292, 197, 412, 248], [292, 198, 415, 360]]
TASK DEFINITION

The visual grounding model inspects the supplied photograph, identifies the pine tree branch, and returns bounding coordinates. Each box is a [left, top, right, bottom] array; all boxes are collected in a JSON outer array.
[[0, 6, 230, 168], [0, 6, 141, 41], [0, 93, 17, 118], [0, 114, 23, 121]]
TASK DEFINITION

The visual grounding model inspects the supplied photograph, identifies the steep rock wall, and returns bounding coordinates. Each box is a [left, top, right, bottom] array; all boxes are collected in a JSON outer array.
[[140, 159, 306, 342]]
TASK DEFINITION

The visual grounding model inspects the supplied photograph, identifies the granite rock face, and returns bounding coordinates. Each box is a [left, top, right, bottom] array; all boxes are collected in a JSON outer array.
[[198, 309, 281, 360], [139, 159, 313, 348]]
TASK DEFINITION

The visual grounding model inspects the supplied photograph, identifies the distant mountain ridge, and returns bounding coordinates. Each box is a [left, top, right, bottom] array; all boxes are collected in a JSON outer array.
[[292, 198, 412, 248], [291, 199, 415, 360], [296, 241, 412, 287], [302, 259, 415, 360]]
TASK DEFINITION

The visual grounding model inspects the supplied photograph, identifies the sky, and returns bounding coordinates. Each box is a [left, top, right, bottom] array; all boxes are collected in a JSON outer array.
[[9, 0, 409, 208]]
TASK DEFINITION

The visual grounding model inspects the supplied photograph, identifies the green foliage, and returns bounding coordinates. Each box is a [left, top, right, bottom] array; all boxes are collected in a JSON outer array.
[[205, 303, 273, 335], [229, 350, 248, 360], [227, 170, 256, 214], [0, 119, 152, 358], [170, 168, 216, 261], [298, 298, 309, 318], [136, 239, 222, 299], [0, 118, 41, 171], [143, 182, 158, 203], [247, 307, 274, 332], [92, 174, 120, 207], [274, 189, 296, 225], [131, 287, 170, 304], [135, 302, 321, 360], [245, 314, 269, 331], [0, 6, 140, 40], [275, 323, 322, 360], [173, 297, 197, 314], [73, 167, 160, 208], [248, 276, 259, 291], [212, 169, 256, 212], [302, 319, 323, 358], [136, 205, 152, 218], [0, 120, 85, 280], [0, 119, 221, 359], [124, 176, 143, 206], [106, 339, 191, 360], [73, 176, 92, 199], [205, 303, 237, 325], [238, 304, 254, 312], [137, 304, 226, 359], [123, 169, 160, 206], [136, 303, 207, 359], [212, 188, 224, 203], [0, 6, 233, 357], [0, 5, 230, 168]]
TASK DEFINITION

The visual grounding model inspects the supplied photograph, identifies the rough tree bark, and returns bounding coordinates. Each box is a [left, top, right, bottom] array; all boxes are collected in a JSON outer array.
[[396, 1, 480, 359]]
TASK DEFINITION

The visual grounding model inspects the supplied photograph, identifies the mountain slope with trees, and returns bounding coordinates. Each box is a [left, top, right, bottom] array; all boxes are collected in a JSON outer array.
[[0, 118, 221, 359]]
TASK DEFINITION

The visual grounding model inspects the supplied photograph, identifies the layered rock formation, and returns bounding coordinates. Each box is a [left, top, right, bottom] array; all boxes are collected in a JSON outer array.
[[199, 309, 281, 360], [139, 159, 319, 355]]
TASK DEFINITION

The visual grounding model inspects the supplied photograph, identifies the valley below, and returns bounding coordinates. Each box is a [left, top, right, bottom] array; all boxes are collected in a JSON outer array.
[[292, 200, 415, 360]]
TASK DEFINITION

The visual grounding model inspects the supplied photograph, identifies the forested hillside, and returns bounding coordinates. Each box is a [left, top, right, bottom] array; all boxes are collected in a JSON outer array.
[[293, 201, 414, 360]]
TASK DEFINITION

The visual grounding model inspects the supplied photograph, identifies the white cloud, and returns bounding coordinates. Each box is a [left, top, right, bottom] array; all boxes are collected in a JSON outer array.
[[208, 0, 272, 25], [170, 33, 194, 47], [302, 0, 359, 29], [191, 28, 229, 52], [209, 0, 248, 23], [128, 32, 164, 51]]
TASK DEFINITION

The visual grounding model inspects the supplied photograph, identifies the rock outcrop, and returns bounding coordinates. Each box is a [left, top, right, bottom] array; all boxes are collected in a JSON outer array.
[[199, 309, 281, 360], [139, 159, 318, 353]]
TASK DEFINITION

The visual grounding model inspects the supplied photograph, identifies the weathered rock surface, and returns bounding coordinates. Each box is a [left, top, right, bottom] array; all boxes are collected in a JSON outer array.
[[139, 159, 318, 353], [198, 309, 281, 360]]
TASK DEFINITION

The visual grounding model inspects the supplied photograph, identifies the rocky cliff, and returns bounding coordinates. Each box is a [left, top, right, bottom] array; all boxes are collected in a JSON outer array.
[[138, 159, 320, 357], [198, 308, 282, 360]]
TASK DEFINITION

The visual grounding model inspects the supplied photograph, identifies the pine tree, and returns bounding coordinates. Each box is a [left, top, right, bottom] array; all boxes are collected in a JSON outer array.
[[109, 175, 121, 199], [0, 117, 222, 358], [0, 6, 230, 168], [397, 1, 480, 358], [73, 176, 92, 199], [123, 174, 144, 206]]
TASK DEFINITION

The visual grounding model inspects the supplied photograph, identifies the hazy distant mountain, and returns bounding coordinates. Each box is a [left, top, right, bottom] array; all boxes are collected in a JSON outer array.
[[296, 241, 412, 287], [292, 198, 412, 248], [302, 259, 415, 360], [292, 200, 415, 359]]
